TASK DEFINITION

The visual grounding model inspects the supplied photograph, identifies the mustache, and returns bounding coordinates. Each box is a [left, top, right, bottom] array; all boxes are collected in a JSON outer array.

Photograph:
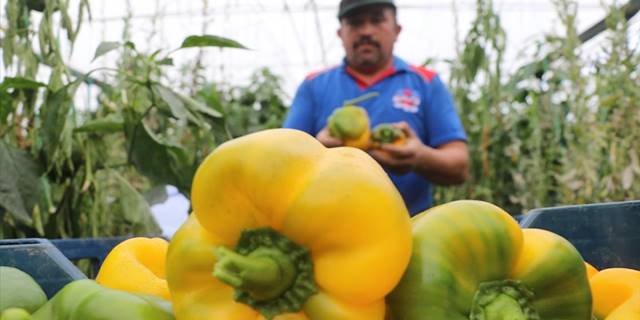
[[353, 37, 380, 50]]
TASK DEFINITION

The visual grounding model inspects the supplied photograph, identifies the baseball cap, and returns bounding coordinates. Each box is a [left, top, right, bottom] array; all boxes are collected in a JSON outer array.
[[338, 0, 396, 19]]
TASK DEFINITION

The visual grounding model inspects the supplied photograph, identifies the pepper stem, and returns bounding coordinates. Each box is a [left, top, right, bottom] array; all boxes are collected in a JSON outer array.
[[342, 91, 379, 106], [470, 279, 540, 320], [211, 228, 317, 320], [214, 246, 295, 301], [482, 293, 526, 320]]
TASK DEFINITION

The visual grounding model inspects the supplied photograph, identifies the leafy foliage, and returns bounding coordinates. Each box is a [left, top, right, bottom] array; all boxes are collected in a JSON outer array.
[[435, 0, 640, 214], [3, 0, 636, 240], [0, 0, 251, 239], [196, 68, 290, 141]]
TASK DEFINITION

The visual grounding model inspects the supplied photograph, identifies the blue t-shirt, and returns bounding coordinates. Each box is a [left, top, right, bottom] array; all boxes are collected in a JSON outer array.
[[283, 56, 466, 215]]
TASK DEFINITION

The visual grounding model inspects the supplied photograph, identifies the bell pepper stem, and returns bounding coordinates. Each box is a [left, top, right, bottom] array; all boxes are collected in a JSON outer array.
[[483, 293, 527, 320], [342, 91, 379, 106], [212, 228, 317, 319], [214, 246, 295, 302], [470, 279, 540, 320]]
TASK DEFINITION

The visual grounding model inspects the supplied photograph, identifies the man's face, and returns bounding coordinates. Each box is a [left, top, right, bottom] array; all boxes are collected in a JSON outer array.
[[338, 5, 401, 72]]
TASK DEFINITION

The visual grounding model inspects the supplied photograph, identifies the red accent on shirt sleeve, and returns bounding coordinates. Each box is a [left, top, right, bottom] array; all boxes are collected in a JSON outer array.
[[305, 65, 338, 81], [411, 65, 437, 83], [305, 71, 321, 81]]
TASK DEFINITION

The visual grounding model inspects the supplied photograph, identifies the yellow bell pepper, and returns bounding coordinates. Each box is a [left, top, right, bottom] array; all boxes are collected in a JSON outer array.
[[166, 128, 412, 320], [590, 268, 640, 320], [96, 237, 171, 300], [585, 262, 598, 279]]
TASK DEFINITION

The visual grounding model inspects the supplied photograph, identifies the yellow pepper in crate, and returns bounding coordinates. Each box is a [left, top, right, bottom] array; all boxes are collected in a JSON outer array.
[[585, 262, 599, 279], [166, 128, 412, 320], [590, 268, 640, 320], [96, 237, 171, 300]]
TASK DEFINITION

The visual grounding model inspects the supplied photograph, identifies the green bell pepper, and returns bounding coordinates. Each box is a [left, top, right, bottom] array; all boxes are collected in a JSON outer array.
[[1, 308, 31, 320], [31, 280, 174, 320], [387, 200, 592, 320]]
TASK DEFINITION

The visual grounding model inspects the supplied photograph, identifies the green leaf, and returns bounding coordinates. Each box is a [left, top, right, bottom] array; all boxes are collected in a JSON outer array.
[[0, 142, 43, 225], [125, 118, 195, 195], [26, 0, 46, 12], [22, 46, 40, 80], [2, 35, 14, 68], [3, 0, 18, 66], [39, 176, 54, 215], [113, 173, 161, 234], [60, 109, 74, 162], [157, 57, 173, 66], [32, 205, 45, 236], [149, 49, 163, 60], [59, 0, 74, 41], [154, 85, 189, 119], [92, 41, 121, 61], [179, 35, 248, 50], [0, 92, 12, 124], [463, 43, 485, 82], [180, 93, 222, 118], [197, 84, 226, 115], [40, 86, 73, 164], [124, 41, 136, 50], [155, 85, 209, 127], [0, 77, 47, 91], [48, 63, 65, 91], [74, 116, 124, 134]]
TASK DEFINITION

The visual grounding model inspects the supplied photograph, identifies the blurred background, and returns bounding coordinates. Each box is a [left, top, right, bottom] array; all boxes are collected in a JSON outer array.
[[1, 0, 639, 239]]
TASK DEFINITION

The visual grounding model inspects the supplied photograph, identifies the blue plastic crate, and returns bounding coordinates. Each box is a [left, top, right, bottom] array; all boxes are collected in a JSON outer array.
[[520, 200, 640, 270], [0, 238, 86, 298], [49, 236, 133, 275]]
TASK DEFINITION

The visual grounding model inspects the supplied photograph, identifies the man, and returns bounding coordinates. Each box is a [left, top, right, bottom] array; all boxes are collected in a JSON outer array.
[[283, 0, 469, 216]]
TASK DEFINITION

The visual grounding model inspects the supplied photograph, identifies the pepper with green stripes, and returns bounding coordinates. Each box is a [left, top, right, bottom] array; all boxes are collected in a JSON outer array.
[[387, 200, 593, 320]]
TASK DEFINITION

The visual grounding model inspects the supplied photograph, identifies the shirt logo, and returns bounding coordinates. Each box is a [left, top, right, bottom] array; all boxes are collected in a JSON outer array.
[[392, 88, 420, 113]]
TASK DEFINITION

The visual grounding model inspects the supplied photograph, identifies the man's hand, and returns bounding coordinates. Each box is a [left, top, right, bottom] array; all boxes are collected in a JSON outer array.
[[316, 127, 344, 148], [369, 122, 423, 174], [370, 121, 469, 184]]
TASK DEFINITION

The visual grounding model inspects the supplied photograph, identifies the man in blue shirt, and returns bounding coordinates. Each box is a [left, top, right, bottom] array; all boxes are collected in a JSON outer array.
[[283, 0, 469, 216]]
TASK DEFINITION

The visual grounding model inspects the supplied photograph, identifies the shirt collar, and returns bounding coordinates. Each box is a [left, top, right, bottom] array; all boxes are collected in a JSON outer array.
[[340, 56, 410, 73], [341, 56, 409, 89]]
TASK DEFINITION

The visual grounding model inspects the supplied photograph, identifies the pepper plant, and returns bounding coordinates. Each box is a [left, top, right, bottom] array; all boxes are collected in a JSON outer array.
[[0, 0, 248, 239]]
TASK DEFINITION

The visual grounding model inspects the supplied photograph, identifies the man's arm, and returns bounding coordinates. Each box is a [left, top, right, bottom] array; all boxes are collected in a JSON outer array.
[[282, 80, 316, 135], [412, 140, 469, 185], [369, 122, 469, 185]]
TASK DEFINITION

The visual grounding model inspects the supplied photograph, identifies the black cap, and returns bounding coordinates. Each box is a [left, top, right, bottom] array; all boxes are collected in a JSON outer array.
[[338, 0, 396, 19]]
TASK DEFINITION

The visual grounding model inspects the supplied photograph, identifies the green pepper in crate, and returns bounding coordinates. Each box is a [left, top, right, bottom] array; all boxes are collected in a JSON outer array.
[[31, 280, 174, 320], [0, 267, 47, 314], [387, 200, 593, 320], [1, 308, 32, 320]]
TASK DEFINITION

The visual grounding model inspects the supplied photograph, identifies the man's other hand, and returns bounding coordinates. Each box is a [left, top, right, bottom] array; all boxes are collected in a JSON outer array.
[[369, 122, 422, 174]]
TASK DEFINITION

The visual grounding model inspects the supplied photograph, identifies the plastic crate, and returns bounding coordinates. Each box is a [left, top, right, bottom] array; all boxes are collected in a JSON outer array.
[[49, 236, 133, 276], [520, 200, 640, 270], [0, 238, 86, 298], [512, 214, 524, 223]]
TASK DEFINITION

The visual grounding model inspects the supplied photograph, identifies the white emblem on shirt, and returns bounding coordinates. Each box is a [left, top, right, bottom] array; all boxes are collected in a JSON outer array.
[[392, 88, 420, 113]]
